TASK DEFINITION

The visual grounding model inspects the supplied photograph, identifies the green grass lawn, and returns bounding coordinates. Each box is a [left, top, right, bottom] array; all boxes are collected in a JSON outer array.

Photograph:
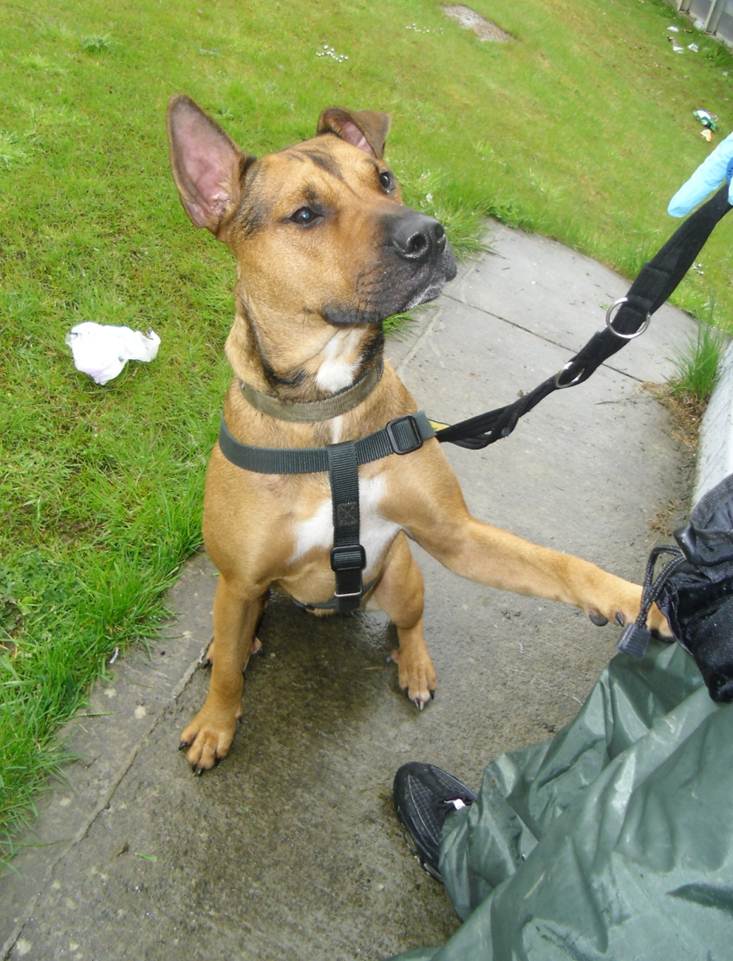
[[1, 0, 731, 853]]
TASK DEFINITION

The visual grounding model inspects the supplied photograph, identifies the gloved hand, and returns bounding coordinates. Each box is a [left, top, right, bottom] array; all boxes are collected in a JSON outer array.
[[668, 131, 733, 217]]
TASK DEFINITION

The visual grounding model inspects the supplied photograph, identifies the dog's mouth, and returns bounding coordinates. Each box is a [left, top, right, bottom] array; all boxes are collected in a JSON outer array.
[[393, 246, 458, 312], [403, 276, 451, 311], [322, 246, 457, 327]]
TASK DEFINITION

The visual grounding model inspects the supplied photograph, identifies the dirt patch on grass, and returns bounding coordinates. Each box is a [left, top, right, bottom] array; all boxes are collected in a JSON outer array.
[[442, 5, 512, 42], [646, 382, 704, 452]]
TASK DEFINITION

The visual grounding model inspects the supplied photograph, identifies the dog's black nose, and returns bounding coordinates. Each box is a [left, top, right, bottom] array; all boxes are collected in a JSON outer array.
[[390, 213, 447, 263]]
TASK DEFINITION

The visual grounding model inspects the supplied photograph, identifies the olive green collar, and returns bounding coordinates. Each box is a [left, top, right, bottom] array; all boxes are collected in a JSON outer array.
[[238, 360, 383, 423]]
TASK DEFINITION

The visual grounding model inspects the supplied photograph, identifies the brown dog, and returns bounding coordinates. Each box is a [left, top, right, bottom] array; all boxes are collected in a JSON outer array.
[[167, 96, 665, 772]]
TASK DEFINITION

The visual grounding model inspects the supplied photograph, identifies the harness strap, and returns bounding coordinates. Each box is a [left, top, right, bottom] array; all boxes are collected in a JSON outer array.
[[217, 412, 434, 613], [328, 441, 365, 611], [218, 411, 435, 474], [292, 579, 378, 612]]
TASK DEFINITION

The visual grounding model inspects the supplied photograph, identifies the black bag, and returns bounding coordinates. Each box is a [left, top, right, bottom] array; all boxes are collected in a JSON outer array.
[[619, 473, 733, 702]]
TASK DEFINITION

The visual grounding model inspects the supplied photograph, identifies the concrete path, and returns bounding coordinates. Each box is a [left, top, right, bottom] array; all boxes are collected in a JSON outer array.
[[0, 223, 697, 961]]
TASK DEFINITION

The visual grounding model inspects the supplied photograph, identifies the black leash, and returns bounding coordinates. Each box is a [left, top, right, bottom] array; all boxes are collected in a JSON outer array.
[[434, 185, 732, 450]]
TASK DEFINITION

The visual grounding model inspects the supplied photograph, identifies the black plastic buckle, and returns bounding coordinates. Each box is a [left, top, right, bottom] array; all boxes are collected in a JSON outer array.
[[330, 545, 367, 573], [386, 415, 423, 455], [331, 545, 366, 602]]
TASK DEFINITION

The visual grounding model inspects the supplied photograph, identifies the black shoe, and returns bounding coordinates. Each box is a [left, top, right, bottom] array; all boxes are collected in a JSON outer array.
[[393, 762, 477, 881]]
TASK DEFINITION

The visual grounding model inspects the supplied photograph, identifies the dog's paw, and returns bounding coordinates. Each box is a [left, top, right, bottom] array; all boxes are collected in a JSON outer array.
[[391, 648, 437, 711], [179, 705, 240, 774], [586, 584, 671, 637]]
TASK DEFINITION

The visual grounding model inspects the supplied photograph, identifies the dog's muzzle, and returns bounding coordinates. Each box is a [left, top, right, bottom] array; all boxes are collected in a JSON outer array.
[[323, 211, 457, 326]]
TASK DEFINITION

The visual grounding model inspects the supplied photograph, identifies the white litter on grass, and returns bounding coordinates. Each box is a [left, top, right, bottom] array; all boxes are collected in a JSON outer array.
[[667, 25, 680, 33], [688, 42, 700, 52], [66, 321, 160, 385]]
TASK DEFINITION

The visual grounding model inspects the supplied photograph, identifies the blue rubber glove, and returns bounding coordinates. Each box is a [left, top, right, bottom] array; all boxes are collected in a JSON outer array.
[[668, 132, 733, 217]]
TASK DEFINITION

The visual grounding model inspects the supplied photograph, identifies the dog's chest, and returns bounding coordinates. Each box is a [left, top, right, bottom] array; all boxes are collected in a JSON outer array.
[[290, 473, 399, 574]]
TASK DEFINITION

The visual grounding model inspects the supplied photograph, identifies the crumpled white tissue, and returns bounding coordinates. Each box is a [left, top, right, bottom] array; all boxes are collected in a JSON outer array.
[[66, 322, 161, 385]]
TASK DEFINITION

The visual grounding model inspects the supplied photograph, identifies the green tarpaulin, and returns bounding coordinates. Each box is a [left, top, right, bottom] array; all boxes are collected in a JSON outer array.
[[389, 641, 732, 961]]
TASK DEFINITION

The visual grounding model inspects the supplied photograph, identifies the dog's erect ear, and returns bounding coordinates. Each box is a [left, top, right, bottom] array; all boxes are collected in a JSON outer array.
[[317, 108, 391, 160], [167, 95, 248, 233]]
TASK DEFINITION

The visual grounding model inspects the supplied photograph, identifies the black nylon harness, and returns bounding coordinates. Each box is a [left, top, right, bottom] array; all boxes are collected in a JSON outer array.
[[218, 186, 731, 613], [218, 413, 435, 612]]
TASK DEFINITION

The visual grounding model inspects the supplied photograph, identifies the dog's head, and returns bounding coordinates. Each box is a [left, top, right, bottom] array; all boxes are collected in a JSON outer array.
[[167, 96, 456, 327]]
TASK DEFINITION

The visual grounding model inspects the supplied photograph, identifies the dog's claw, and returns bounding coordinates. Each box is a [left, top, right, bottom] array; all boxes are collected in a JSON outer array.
[[588, 610, 609, 626], [178, 740, 189, 752], [411, 692, 431, 711], [194, 766, 204, 777], [615, 611, 626, 626], [197, 643, 212, 668]]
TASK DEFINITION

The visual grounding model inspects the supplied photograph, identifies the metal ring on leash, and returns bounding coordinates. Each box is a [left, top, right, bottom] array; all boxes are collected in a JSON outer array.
[[554, 361, 586, 389], [605, 297, 651, 340]]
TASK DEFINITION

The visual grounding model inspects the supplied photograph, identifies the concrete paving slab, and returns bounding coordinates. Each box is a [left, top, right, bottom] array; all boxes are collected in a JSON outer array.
[[452, 222, 697, 384], [0, 221, 697, 961]]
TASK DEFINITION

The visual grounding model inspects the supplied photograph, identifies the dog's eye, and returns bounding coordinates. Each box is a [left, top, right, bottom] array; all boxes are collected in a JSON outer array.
[[290, 207, 318, 226], [379, 170, 394, 192]]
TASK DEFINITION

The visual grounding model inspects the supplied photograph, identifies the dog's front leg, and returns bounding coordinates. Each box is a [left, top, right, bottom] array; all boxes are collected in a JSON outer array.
[[418, 514, 667, 630], [180, 580, 265, 772], [385, 449, 666, 631]]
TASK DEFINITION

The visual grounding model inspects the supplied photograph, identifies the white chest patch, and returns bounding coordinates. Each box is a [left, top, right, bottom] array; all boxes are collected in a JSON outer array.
[[290, 474, 399, 575], [315, 330, 360, 393]]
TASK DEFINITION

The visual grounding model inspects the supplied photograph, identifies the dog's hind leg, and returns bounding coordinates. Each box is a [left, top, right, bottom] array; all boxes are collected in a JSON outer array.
[[180, 580, 265, 772], [372, 532, 436, 710]]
